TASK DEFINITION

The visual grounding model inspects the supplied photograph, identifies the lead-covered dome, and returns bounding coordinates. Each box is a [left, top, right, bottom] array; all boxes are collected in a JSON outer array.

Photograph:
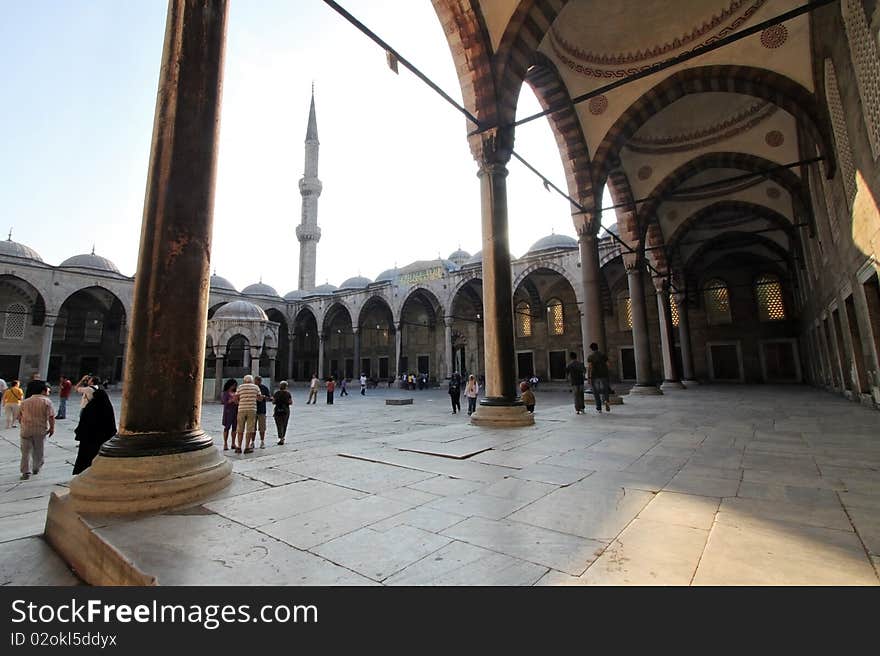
[[212, 300, 268, 321], [242, 281, 280, 298], [526, 233, 578, 255], [210, 274, 237, 292], [464, 250, 482, 266], [339, 275, 372, 290], [375, 268, 398, 282], [284, 289, 306, 301], [0, 235, 43, 262], [310, 283, 338, 295], [60, 251, 120, 274], [447, 248, 471, 266]]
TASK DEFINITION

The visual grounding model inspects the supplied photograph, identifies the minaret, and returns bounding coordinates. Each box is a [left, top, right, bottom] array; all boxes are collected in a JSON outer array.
[[296, 88, 322, 290]]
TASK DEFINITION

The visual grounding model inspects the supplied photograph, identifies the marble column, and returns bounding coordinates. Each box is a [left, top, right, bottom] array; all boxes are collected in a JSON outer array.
[[673, 292, 698, 385], [444, 317, 454, 379], [394, 322, 402, 379], [317, 334, 325, 379], [625, 256, 660, 394], [287, 331, 295, 381], [578, 229, 605, 351], [250, 347, 261, 378], [65, 0, 231, 514], [654, 279, 683, 391], [352, 326, 360, 377], [469, 132, 532, 426], [38, 322, 54, 380], [214, 353, 224, 400]]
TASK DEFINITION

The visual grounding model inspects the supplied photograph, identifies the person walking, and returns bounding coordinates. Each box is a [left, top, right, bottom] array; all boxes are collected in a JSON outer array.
[[0, 377, 7, 417], [234, 374, 260, 454], [464, 374, 479, 416], [359, 372, 367, 396], [520, 381, 536, 413], [565, 351, 587, 415], [254, 375, 271, 449], [307, 373, 319, 404], [55, 375, 72, 419], [221, 378, 238, 451], [72, 385, 116, 475], [3, 380, 23, 428], [74, 374, 100, 411], [326, 377, 335, 404], [448, 374, 461, 414], [339, 377, 349, 396], [18, 381, 54, 480], [272, 381, 293, 445], [587, 342, 612, 414]]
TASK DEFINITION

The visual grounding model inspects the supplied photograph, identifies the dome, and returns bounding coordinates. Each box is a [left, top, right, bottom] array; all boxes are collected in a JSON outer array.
[[284, 289, 305, 301], [60, 251, 120, 274], [464, 250, 482, 266], [526, 233, 578, 255], [375, 268, 398, 282], [212, 300, 268, 321], [339, 275, 372, 290], [311, 283, 338, 295], [399, 259, 458, 274], [605, 222, 619, 236], [447, 248, 471, 266], [0, 236, 43, 263], [242, 281, 280, 298], [210, 274, 237, 292]]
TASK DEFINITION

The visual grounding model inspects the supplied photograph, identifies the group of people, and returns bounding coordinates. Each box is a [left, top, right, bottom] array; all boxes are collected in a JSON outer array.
[[566, 343, 612, 415], [221, 375, 293, 453], [447, 373, 481, 415], [3, 372, 118, 481]]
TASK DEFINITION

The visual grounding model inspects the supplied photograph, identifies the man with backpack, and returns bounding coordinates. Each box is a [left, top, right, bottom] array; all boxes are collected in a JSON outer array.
[[565, 351, 586, 415]]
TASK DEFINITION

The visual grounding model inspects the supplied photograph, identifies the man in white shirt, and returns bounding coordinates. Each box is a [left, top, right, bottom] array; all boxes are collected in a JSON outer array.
[[359, 373, 367, 396], [19, 382, 55, 480], [307, 373, 319, 405]]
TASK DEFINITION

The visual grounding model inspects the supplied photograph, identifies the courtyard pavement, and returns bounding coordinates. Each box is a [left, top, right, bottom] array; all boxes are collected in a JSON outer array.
[[1, 385, 878, 585]]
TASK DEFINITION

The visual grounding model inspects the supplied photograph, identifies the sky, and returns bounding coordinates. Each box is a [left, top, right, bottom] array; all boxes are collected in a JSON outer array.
[[1, 1, 612, 293]]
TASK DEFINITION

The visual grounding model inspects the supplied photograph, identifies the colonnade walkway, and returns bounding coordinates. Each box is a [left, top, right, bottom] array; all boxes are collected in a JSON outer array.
[[1, 385, 878, 585]]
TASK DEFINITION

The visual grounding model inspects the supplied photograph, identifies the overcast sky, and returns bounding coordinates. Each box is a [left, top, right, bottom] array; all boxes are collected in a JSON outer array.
[[1, 1, 611, 293]]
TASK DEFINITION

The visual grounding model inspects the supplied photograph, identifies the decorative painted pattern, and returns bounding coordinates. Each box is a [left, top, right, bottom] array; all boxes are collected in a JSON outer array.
[[766, 186, 781, 199], [550, 0, 766, 78], [759, 24, 787, 49], [764, 130, 784, 147], [637, 165, 653, 180], [589, 95, 608, 115], [841, 0, 880, 159]]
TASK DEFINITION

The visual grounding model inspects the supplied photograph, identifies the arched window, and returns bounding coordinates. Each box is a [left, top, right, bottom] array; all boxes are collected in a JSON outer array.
[[617, 292, 633, 331], [755, 274, 786, 322], [515, 301, 532, 338], [703, 279, 732, 325], [669, 293, 680, 327], [824, 59, 857, 216], [841, 0, 880, 158], [546, 298, 564, 335], [225, 335, 248, 368], [3, 302, 27, 340]]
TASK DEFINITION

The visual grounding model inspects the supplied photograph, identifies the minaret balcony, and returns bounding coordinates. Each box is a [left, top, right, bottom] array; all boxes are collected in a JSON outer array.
[[299, 178, 323, 196], [296, 224, 322, 242]]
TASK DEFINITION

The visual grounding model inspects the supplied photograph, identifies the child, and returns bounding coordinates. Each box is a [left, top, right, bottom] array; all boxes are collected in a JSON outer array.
[[520, 381, 535, 414]]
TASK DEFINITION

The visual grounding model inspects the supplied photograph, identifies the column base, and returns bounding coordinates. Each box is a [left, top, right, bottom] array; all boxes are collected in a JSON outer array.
[[68, 442, 232, 515], [470, 398, 535, 427], [660, 380, 686, 391], [681, 379, 700, 387], [628, 384, 662, 395]]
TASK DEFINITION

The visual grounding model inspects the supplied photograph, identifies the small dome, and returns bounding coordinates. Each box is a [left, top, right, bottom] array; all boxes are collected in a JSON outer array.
[[375, 268, 397, 282], [311, 283, 338, 295], [210, 274, 237, 292], [527, 233, 578, 254], [339, 275, 372, 290], [0, 235, 43, 263], [60, 251, 120, 274], [605, 222, 619, 236], [212, 300, 268, 321], [242, 281, 280, 298], [447, 248, 471, 266], [464, 250, 482, 266], [284, 289, 305, 301]]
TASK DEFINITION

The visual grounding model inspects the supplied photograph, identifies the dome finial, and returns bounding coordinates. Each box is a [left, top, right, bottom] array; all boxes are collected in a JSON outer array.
[[7, 228, 11, 242], [91, 243, 95, 255]]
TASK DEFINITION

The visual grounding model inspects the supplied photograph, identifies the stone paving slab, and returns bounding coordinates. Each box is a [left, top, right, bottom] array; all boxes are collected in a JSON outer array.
[[0, 537, 81, 585]]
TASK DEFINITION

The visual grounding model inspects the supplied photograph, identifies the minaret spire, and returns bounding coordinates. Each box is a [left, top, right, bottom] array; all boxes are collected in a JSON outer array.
[[296, 86, 322, 290]]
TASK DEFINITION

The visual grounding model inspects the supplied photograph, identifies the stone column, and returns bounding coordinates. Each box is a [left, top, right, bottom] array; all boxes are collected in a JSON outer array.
[[250, 346, 261, 378], [352, 326, 360, 377], [673, 292, 698, 385], [469, 132, 532, 426], [444, 317, 454, 379], [578, 228, 605, 351], [214, 352, 224, 400], [625, 256, 660, 394], [394, 321, 402, 378], [38, 322, 54, 380], [654, 279, 683, 391], [317, 334, 325, 379], [65, 0, 231, 514], [287, 331, 295, 381]]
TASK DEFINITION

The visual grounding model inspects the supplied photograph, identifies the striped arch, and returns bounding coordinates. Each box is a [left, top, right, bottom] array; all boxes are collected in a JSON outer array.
[[667, 200, 795, 249], [525, 51, 597, 228], [644, 223, 669, 277], [592, 65, 837, 185], [606, 168, 640, 251], [636, 152, 813, 246], [684, 231, 794, 273], [512, 260, 579, 295]]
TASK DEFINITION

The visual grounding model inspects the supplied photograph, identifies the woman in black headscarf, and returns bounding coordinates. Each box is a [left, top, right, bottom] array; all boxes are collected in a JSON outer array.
[[72, 387, 117, 475]]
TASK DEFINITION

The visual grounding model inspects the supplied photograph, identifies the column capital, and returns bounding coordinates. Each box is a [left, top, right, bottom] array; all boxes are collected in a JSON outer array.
[[622, 252, 642, 273], [352, 325, 359, 335], [444, 316, 454, 328], [672, 290, 687, 306], [469, 126, 514, 170], [652, 276, 669, 294], [575, 212, 601, 237]]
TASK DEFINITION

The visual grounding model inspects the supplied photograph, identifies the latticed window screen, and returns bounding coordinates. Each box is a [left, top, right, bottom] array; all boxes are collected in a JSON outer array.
[[547, 298, 564, 335], [618, 295, 633, 330], [841, 0, 880, 159], [703, 279, 732, 325], [824, 59, 857, 212], [84, 311, 103, 343], [3, 303, 26, 340], [515, 301, 532, 338], [755, 274, 786, 322], [669, 293, 680, 327]]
